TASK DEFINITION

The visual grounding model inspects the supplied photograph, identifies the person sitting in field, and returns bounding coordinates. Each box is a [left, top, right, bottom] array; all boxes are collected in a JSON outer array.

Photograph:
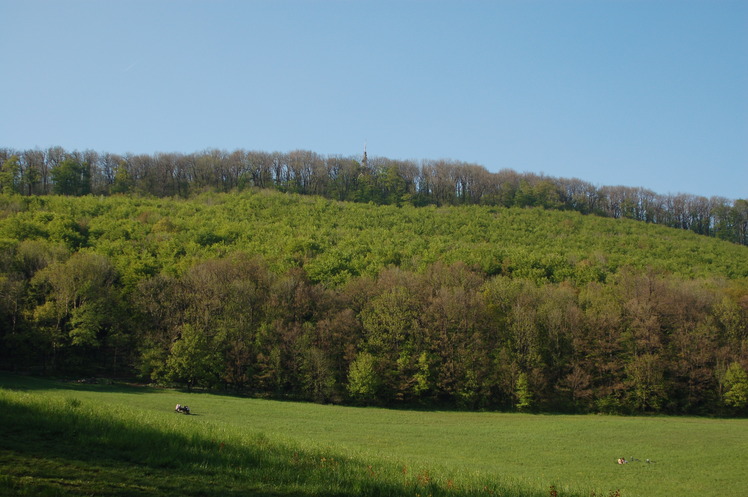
[[617, 458, 627, 465]]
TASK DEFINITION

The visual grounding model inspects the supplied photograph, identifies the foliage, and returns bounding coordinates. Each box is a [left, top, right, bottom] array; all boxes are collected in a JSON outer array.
[[50, 157, 90, 196], [0, 155, 21, 194], [515, 372, 533, 411], [722, 362, 748, 410], [0, 190, 746, 414], [347, 351, 380, 404]]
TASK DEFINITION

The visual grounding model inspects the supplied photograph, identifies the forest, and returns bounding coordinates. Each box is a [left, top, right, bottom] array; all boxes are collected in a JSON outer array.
[[1, 189, 747, 416], [1, 146, 747, 246]]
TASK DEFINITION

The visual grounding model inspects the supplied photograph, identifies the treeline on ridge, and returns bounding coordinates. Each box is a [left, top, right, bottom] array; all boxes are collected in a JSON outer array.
[[0, 192, 747, 415], [1, 146, 746, 246]]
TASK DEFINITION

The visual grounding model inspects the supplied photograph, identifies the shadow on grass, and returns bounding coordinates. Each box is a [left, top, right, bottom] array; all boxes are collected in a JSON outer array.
[[0, 392, 371, 496], [0, 375, 596, 496], [0, 388, 574, 497]]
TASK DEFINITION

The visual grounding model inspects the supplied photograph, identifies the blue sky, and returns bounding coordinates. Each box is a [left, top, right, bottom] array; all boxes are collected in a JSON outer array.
[[1, 0, 746, 199]]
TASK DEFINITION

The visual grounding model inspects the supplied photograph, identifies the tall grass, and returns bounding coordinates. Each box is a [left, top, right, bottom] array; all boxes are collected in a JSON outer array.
[[0, 386, 563, 497]]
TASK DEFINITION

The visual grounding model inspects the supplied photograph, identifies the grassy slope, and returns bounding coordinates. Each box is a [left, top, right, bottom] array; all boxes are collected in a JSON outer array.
[[1, 374, 746, 497]]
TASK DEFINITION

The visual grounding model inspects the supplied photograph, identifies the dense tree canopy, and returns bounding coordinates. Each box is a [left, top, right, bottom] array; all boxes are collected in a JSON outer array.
[[0, 190, 746, 415], [1, 146, 746, 245]]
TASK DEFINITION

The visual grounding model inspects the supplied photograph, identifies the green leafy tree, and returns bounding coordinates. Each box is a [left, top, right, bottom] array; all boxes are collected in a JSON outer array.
[[347, 352, 380, 404], [380, 164, 408, 205], [361, 286, 418, 353], [22, 161, 42, 196], [625, 353, 667, 412], [722, 362, 748, 409], [51, 158, 91, 196], [30, 252, 120, 371], [360, 284, 423, 400], [413, 351, 432, 397], [515, 372, 533, 411], [111, 162, 133, 194], [165, 324, 222, 391], [0, 155, 21, 194], [300, 346, 337, 403], [0, 273, 25, 343], [714, 296, 747, 344]]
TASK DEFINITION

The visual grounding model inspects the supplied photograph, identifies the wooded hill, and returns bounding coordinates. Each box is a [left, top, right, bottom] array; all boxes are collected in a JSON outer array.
[[1, 190, 747, 415], [1, 147, 747, 246]]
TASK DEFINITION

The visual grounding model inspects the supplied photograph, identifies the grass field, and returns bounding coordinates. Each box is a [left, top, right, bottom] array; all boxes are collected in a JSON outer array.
[[1, 373, 746, 496]]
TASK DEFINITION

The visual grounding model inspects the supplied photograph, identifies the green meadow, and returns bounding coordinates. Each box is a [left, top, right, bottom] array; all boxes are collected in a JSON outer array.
[[1, 373, 746, 497]]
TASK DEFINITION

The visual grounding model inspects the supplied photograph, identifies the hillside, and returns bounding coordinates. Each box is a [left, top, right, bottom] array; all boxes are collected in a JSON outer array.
[[2, 190, 746, 284], [1, 190, 747, 414], [1, 148, 747, 248]]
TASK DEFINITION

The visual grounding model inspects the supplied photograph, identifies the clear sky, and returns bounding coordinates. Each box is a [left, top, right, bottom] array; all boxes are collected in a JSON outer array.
[[1, 0, 746, 200]]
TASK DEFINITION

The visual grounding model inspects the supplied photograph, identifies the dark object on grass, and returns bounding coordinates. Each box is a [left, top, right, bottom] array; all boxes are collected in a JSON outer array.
[[175, 403, 191, 414]]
